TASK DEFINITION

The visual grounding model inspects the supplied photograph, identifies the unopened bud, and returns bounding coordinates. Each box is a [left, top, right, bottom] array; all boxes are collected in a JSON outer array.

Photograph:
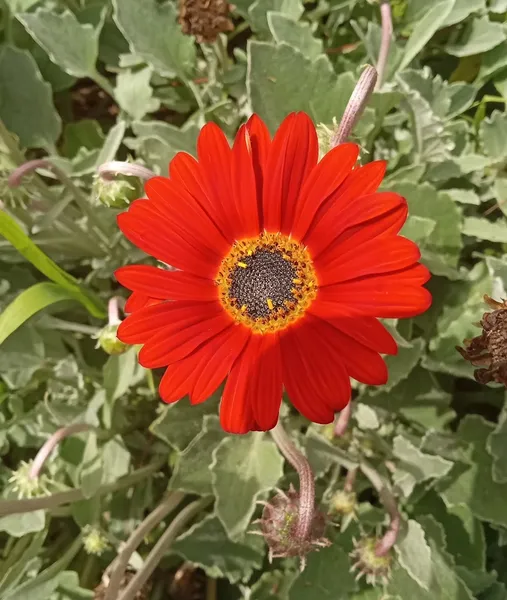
[[92, 175, 142, 208], [8, 460, 49, 499], [83, 526, 109, 556], [350, 535, 393, 586], [330, 489, 357, 516], [95, 323, 129, 355]]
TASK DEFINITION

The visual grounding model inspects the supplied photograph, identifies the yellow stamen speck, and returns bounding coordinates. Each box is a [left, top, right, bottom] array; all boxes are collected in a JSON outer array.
[[237, 262, 248, 268], [293, 278, 302, 284], [267, 298, 274, 310], [241, 305, 247, 313]]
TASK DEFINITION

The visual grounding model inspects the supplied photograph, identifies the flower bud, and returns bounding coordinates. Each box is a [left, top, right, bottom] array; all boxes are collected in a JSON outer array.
[[330, 489, 357, 516], [8, 460, 49, 499], [316, 120, 337, 160], [92, 174, 142, 208], [95, 323, 129, 355], [83, 526, 109, 556], [350, 535, 393, 586], [256, 485, 330, 567]]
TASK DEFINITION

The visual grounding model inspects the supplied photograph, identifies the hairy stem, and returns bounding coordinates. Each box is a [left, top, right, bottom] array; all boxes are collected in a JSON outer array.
[[376, 0, 393, 89], [270, 421, 315, 541], [29, 424, 92, 479], [334, 402, 352, 436], [104, 492, 185, 600], [97, 161, 156, 182], [330, 65, 378, 147]]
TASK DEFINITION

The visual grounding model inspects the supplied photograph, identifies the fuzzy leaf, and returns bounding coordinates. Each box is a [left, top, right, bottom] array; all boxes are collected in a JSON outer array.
[[268, 12, 323, 59], [114, 67, 160, 120], [446, 16, 506, 57]]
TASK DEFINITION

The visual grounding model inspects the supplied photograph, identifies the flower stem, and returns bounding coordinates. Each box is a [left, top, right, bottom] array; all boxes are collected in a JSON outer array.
[[376, 0, 393, 89], [97, 161, 156, 182], [334, 402, 352, 436], [359, 460, 401, 556], [344, 467, 358, 493], [270, 421, 315, 542], [104, 492, 185, 600], [330, 65, 378, 147], [29, 423, 92, 479], [117, 497, 212, 600], [108, 296, 124, 326]]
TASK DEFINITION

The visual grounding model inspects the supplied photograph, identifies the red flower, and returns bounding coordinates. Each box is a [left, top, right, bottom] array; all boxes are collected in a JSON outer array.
[[115, 113, 431, 434]]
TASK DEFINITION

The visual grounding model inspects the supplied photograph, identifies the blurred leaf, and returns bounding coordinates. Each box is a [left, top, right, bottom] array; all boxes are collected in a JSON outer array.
[[440, 416, 507, 528], [0, 212, 105, 318], [113, 0, 196, 78], [248, 0, 303, 35], [62, 120, 104, 158], [380, 338, 425, 393], [480, 110, 507, 162], [79, 432, 103, 499], [95, 121, 126, 167], [169, 415, 226, 495], [445, 17, 506, 57], [268, 12, 323, 59], [103, 348, 143, 403], [0, 511, 45, 537], [396, 520, 433, 590], [442, 0, 486, 27], [0, 46, 61, 150], [462, 217, 507, 243], [17, 8, 104, 78], [114, 67, 160, 120], [487, 399, 507, 484], [211, 433, 283, 540], [446, 189, 480, 206], [101, 436, 131, 484], [0, 283, 81, 345], [354, 404, 379, 431], [172, 514, 264, 583]]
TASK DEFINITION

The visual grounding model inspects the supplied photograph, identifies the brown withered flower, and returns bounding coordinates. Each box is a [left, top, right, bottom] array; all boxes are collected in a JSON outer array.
[[178, 0, 234, 43], [457, 295, 507, 386]]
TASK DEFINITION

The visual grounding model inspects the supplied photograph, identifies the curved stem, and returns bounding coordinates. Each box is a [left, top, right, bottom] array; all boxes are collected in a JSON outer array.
[[117, 497, 212, 600], [270, 421, 315, 542], [108, 296, 124, 326], [330, 65, 378, 147], [334, 402, 352, 436], [343, 467, 357, 493], [0, 460, 164, 516], [376, 1, 393, 89], [29, 424, 92, 479], [97, 161, 156, 182], [104, 492, 185, 600], [359, 460, 401, 556]]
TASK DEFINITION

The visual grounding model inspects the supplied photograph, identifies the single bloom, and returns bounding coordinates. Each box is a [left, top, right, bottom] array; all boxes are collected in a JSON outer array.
[[115, 112, 431, 434]]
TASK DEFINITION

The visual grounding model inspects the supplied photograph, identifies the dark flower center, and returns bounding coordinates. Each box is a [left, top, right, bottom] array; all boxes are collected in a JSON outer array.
[[228, 249, 297, 319]]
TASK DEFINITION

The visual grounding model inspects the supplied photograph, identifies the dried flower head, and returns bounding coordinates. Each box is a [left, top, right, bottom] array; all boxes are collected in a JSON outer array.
[[350, 535, 393, 586], [457, 295, 507, 386], [8, 460, 50, 499], [254, 485, 330, 569], [178, 0, 234, 43]]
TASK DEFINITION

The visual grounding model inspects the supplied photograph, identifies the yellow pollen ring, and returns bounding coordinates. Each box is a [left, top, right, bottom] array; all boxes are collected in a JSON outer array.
[[215, 231, 318, 334]]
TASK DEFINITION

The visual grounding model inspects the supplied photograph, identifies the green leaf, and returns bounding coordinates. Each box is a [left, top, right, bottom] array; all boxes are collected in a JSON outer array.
[[0, 46, 61, 150], [396, 520, 433, 590], [392, 435, 453, 497], [380, 338, 425, 393], [112, 0, 196, 78], [247, 41, 356, 133], [480, 110, 507, 162], [62, 120, 104, 158], [0, 282, 81, 345], [103, 348, 143, 404], [101, 436, 131, 484], [445, 16, 506, 57], [114, 67, 160, 120], [487, 401, 507, 484], [462, 217, 507, 243], [211, 433, 284, 539], [150, 395, 219, 451], [353, 404, 380, 431], [0, 211, 105, 318], [288, 543, 356, 599], [17, 8, 104, 78], [446, 189, 480, 206], [172, 514, 265, 583], [0, 511, 45, 537], [169, 415, 227, 495], [79, 432, 103, 499], [401, 216, 436, 243], [95, 121, 126, 167], [441, 0, 485, 27], [267, 12, 323, 60], [248, 0, 303, 35], [398, 0, 455, 72], [440, 415, 507, 528]]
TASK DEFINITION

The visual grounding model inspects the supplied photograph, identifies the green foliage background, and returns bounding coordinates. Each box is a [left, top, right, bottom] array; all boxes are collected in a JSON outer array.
[[1, 0, 507, 598]]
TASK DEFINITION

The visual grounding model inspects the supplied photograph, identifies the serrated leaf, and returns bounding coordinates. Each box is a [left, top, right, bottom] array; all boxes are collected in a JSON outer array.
[[247, 41, 356, 133], [393, 435, 453, 497], [398, 0, 455, 72], [0, 46, 61, 149], [288, 543, 356, 599], [462, 217, 507, 243], [446, 16, 506, 57], [114, 67, 160, 120], [396, 520, 432, 590], [268, 12, 323, 59], [401, 216, 436, 243], [440, 415, 507, 528], [150, 395, 219, 452], [248, 0, 303, 35], [487, 401, 507, 483], [211, 433, 283, 539], [17, 8, 103, 78], [113, 0, 196, 78], [170, 415, 226, 495], [0, 511, 45, 537], [172, 514, 264, 583], [0, 283, 81, 346]]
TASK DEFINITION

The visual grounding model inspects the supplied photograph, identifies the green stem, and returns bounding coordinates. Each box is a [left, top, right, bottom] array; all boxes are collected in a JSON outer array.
[[92, 71, 116, 99], [0, 460, 164, 517]]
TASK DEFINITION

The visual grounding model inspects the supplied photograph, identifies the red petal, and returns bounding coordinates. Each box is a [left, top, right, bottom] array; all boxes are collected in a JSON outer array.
[[309, 316, 388, 385], [117, 201, 219, 278], [246, 115, 271, 225], [312, 264, 432, 319], [317, 236, 421, 286], [304, 161, 387, 254], [262, 113, 318, 233], [231, 126, 261, 237], [158, 350, 209, 404], [291, 143, 359, 240], [280, 318, 350, 423], [191, 324, 251, 404], [220, 348, 257, 434], [115, 265, 217, 301], [124, 292, 160, 313], [330, 317, 397, 355], [138, 310, 232, 369]]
